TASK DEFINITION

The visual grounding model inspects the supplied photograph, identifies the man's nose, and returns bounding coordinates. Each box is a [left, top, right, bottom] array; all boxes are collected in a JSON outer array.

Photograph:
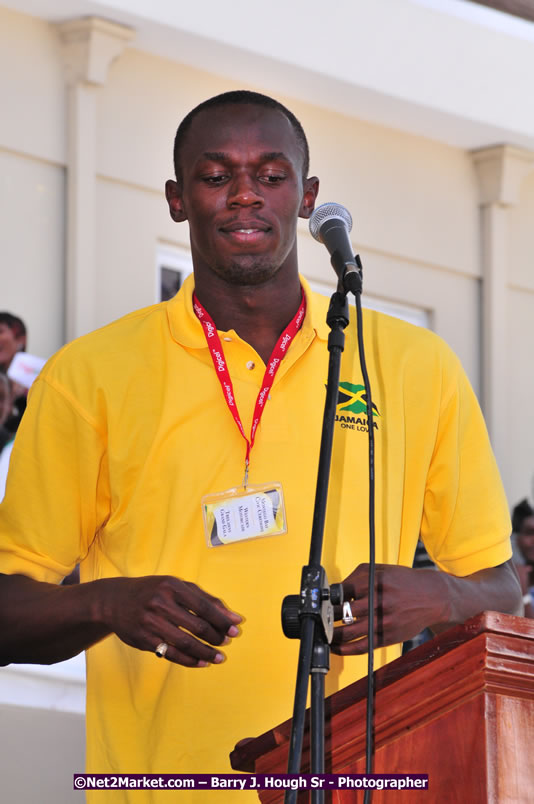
[[227, 172, 263, 207]]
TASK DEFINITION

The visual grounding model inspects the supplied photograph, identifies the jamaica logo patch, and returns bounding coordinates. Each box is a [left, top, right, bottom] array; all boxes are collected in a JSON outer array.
[[335, 382, 379, 432]]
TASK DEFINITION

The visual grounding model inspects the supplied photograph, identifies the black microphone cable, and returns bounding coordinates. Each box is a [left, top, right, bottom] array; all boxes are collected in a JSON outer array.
[[352, 257, 376, 804]]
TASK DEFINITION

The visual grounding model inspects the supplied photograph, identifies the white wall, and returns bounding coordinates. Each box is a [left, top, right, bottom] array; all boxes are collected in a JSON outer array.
[[0, 7, 65, 164], [0, 6, 66, 359], [0, 150, 65, 359], [0, 704, 85, 802], [503, 170, 534, 503], [0, 654, 86, 803]]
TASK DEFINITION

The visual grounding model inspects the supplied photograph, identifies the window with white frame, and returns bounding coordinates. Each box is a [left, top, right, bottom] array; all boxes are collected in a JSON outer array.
[[156, 245, 193, 302]]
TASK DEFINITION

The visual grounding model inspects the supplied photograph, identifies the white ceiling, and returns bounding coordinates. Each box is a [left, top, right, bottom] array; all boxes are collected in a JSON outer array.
[[4, 0, 534, 151]]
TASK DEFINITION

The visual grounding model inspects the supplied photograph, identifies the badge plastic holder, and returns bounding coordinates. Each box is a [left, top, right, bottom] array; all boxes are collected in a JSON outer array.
[[202, 482, 287, 547]]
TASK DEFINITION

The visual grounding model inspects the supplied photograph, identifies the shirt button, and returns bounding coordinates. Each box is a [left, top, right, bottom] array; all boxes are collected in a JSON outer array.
[[246, 361, 255, 370], [223, 337, 232, 342]]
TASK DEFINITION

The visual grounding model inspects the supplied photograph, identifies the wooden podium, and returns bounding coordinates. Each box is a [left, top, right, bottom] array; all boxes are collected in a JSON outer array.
[[231, 612, 534, 803]]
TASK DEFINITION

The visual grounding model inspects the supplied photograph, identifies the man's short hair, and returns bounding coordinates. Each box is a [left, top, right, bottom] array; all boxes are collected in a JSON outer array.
[[173, 90, 310, 181], [512, 498, 533, 533], [0, 312, 26, 342]]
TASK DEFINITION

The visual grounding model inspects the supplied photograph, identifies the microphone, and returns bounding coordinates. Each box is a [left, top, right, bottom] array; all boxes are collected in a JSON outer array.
[[309, 203, 361, 293]]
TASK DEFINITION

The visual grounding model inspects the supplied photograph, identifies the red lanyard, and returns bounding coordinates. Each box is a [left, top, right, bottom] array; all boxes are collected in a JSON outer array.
[[193, 290, 306, 481]]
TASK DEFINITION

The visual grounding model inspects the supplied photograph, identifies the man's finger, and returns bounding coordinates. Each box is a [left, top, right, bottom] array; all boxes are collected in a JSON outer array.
[[167, 606, 236, 647], [172, 581, 242, 634], [331, 633, 370, 655], [331, 620, 367, 645]]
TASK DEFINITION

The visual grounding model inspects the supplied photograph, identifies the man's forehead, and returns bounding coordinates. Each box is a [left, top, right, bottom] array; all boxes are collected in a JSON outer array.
[[183, 104, 302, 159]]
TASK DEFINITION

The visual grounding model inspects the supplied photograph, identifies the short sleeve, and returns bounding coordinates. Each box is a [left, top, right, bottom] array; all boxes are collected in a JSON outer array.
[[421, 350, 512, 576], [0, 374, 110, 584]]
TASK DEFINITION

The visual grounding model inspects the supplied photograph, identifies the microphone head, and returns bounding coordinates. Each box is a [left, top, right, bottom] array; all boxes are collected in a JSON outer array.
[[309, 202, 353, 243]]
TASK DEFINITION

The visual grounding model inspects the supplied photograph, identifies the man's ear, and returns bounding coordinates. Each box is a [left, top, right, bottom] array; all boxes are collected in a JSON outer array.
[[165, 179, 187, 222], [299, 176, 320, 220]]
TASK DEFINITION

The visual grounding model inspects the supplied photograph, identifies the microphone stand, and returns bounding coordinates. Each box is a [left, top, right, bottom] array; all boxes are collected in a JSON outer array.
[[281, 267, 362, 804]]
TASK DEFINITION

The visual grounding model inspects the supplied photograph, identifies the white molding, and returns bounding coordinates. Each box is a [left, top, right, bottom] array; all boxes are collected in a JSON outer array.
[[57, 16, 134, 87], [57, 16, 134, 341], [307, 279, 430, 328], [4, 0, 534, 150], [471, 145, 534, 206]]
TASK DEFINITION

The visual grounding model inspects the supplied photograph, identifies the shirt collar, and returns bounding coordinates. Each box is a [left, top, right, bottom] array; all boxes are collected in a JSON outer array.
[[167, 272, 329, 348]]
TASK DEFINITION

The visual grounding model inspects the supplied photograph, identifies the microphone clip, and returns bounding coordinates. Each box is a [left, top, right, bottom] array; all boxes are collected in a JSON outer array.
[[336, 253, 362, 295]]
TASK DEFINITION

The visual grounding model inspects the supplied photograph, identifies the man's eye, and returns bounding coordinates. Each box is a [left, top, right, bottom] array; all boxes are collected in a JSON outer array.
[[202, 175, 228, 184], [260, 174, 285, 184]]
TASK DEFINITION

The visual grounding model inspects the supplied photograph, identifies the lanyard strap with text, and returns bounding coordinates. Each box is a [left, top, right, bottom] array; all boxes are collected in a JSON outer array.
[[193, 291, 306, 485]]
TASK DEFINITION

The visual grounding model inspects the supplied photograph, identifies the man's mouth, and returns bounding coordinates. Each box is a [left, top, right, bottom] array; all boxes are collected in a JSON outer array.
[[220, 218, 271, 231], [219, 221, 272, 244]]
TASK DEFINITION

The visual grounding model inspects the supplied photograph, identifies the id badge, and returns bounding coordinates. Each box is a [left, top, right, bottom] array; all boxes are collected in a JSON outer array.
[[202, 482, 287, 547]]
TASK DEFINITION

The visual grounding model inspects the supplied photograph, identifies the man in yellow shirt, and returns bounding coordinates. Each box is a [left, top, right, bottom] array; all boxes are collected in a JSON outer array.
[[0, 91, 521, 801]]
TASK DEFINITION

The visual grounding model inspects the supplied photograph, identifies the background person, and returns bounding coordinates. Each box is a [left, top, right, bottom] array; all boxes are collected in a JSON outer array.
[[0, 312, 26, 372], [512, 497, 534, 618], [0, 373, 15, 498], [0, 312, 28, 434]]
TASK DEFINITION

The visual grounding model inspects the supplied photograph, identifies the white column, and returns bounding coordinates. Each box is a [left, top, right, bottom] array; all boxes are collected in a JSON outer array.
[[471, 145, 534, 469], [57, 18, 134, 342]]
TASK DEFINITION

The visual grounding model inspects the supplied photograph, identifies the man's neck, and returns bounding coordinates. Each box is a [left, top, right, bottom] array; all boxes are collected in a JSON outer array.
[[193, 271, 303, 364]]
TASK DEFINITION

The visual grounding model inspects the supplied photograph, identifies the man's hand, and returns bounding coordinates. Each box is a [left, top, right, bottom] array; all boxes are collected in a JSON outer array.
[[0, 573, 241, 668], [331, 559, 522, 655], [331, 564, 444, 654], [99, 575, 242, 667]]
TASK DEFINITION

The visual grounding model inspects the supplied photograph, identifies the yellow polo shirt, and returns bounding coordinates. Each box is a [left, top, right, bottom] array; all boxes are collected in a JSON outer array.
[[0, 275, 511, 801]]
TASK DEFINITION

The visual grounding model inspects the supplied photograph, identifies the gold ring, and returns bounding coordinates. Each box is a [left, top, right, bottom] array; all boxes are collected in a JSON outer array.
[[155, 642, 169, 658]]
